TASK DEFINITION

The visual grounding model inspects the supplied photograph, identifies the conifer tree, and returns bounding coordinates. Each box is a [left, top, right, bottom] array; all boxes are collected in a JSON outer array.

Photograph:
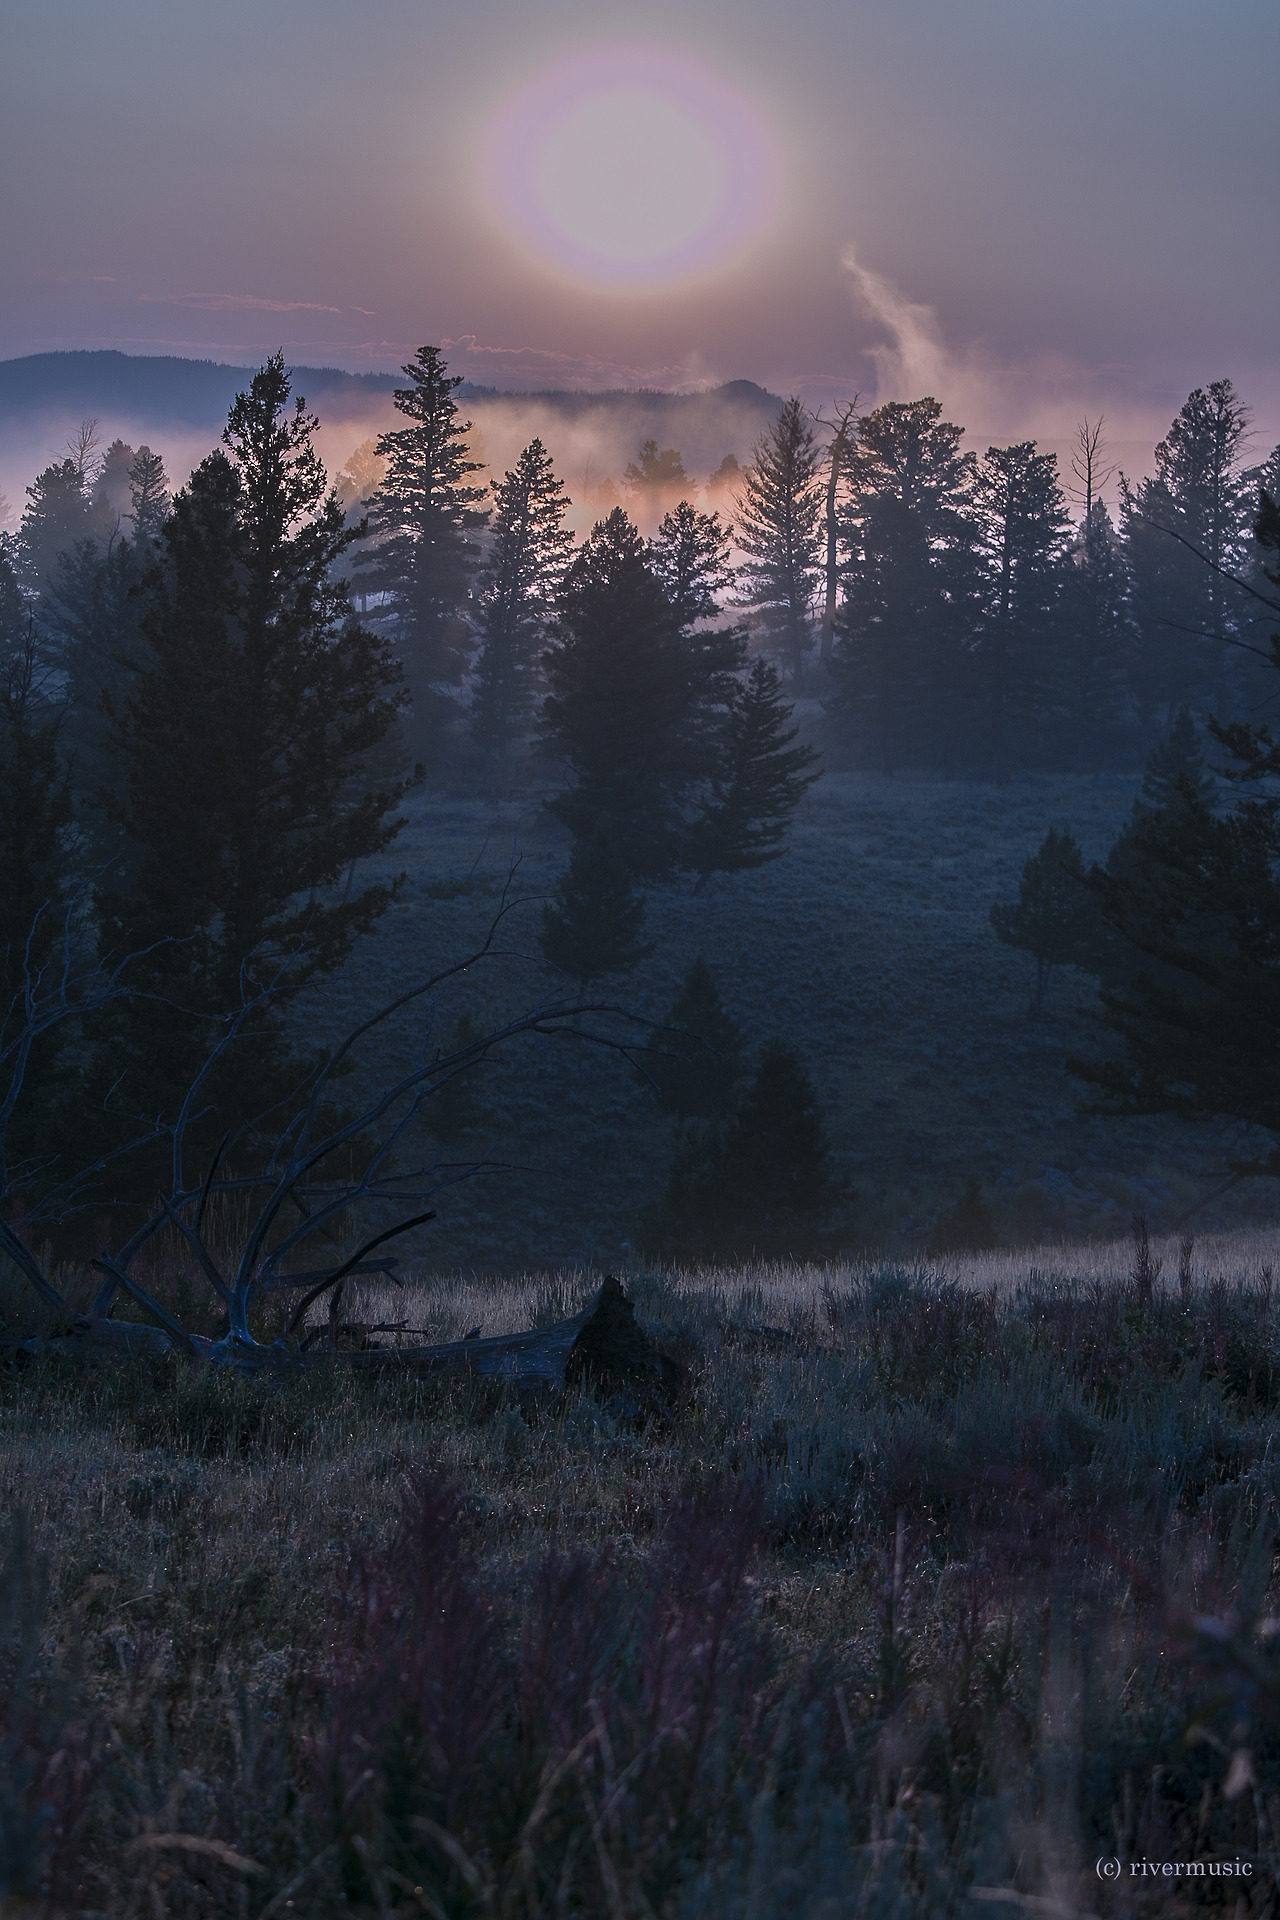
[[361, 345, 487, 741], [735, 398, 824, 688], [971, 441, 1070, 768], [538, 822, 652, 985], [0, 614, 74, 1170], [127, 446, 170, 548], [647, 500, 735, 631], [689, 658, 820, 883], [540, 508, 690, 878], [649, 1040, 844, 1259], [623, 440, 692, 530], [17, 459, 93, 598], [93, 354, 409, 1157], [470, 438, 573, 775], [829, 397, 978, 770], [1121, 380, 1251, 720], [642, 955, 744, 1122], [1057, 499, 1131, 762], [990, 826, 1105, 1015]]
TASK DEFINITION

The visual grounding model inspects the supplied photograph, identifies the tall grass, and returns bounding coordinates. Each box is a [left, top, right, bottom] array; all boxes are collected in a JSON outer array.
[[3, 1243, 1280, 1913]]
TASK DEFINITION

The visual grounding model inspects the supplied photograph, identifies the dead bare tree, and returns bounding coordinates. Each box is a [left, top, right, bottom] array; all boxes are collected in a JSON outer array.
[[1069, 416, 1116, 523], [2, 888, 676, 1384]]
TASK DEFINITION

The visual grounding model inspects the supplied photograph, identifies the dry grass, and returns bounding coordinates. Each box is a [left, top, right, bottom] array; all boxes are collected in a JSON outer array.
[[328, 1224, 1280, 1338], [5, 1238, 1280, 1913]]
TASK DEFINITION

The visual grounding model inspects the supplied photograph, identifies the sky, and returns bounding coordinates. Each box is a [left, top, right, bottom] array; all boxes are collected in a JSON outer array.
[[2, 0, 1278, 490]]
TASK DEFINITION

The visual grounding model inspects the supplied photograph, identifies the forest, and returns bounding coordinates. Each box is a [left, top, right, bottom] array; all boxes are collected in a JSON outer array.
[[5, 346, 1280, 1914]]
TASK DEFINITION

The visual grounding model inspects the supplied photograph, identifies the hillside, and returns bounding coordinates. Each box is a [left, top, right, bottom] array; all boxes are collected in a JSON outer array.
[[290, 762, 1279, 1274], [0, 350, 782, 524]]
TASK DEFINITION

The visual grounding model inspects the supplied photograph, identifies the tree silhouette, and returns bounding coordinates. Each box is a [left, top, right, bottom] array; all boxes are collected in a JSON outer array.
[[990, 826, 1103, 1016], [360, 345, 487, 745], [539, 822, 652, 986], [829, 397, 978, 770], [93, 354, 410, 1162], [689, 659, 820, 883], [735, 398, 823, 689], [540, 508, 692, 879], [642, 955, 744, 1122], [471, 438, 573, 777], [649, 1040, 845, 1260]]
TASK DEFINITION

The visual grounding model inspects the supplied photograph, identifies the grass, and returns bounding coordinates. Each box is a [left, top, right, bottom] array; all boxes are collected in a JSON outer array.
[[290, 763, 1280, 1277], [4, 1241, 1280, 1914]]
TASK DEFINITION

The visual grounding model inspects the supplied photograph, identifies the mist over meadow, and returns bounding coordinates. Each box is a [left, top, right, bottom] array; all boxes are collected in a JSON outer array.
[[3, 0, 1280, 1909]]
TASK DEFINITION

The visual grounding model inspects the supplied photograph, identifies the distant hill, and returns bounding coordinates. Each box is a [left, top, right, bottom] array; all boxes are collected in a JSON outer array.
[[0, 351, 779, 438], [0, 350, 399, 428], [0, 351, 782, 519]]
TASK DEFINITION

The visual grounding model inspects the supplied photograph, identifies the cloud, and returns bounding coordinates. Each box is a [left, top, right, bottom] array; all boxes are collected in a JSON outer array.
[[143, 291, 344, 314]]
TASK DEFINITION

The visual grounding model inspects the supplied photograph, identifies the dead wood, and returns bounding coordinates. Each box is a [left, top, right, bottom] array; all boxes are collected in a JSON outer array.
[[11, 1277, 687, 1407]]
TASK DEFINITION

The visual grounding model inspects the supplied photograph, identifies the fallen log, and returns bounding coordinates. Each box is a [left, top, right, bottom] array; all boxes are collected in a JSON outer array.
[[11, 1276, 686, 1406]]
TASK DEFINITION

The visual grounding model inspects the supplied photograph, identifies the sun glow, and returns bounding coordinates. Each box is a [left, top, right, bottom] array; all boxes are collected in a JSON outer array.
[[482, 49, 780, 290]]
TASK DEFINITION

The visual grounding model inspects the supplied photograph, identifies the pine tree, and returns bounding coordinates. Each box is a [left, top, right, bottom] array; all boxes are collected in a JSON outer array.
[[360, 345, 487, 745], [540, 508, 690, 878], [127, 445, 170, 548], [16, 459, 93, 598], [623, 440, 692, 530], [649, 1040, 844, 1260], [1121, 380, 1252, 721], [93, 354, 409, 1154], [971, 440, 1070, 769], [538, 822, 652, 986], [829, 397, 978, 771], [647, 500, 735, 631], [647, 500, 748, 819], [990, 826, 1106, 1016], [470, 438, 573, 775], [642, 955, 744, 1121], [1057, 499, 1131, 763], [0, 615, 74, 1174], [735, 398, 824, 689], [689, 658, 820, 883], [927, 1177, 998, 1255]]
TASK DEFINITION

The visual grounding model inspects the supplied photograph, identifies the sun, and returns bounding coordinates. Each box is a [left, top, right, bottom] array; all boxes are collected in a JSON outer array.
[[482, 49, 780, 290]]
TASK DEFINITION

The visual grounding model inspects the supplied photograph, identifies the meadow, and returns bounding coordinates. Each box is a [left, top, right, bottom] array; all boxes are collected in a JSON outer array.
[[291, 752, 1274, 1275], [3, 1231, 1280, 1915]]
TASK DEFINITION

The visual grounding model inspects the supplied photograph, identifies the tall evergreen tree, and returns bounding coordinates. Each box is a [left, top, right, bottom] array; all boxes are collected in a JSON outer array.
[[990, 826, 1106, 1016], [648, 1040, 845, 1260], [94, 354, 409, 1151], [735, 398, 824, 689], [540, 508, 693, 879], [647, 500, 748, 811], [688, 659, 820, 883], [17, 459, 93, 598], [360, 345, 487, 744], [539, 821, 652, 986], [0, 612, 74, 1174], [126, 445, 170, 548], [1121, 380, 1252, 721], [642, 955, 744, 1122], [971, 441, 1070, 769], [647, 500, 735, 631], [1056, 499, 1132, 764], [829, 397, 978, 770], [623, 440, 692, 530], [470, 438, 573, 776]]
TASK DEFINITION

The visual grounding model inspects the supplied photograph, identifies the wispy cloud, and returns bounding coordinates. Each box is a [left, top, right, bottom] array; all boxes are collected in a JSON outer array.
[[143, 291, 344, 314]]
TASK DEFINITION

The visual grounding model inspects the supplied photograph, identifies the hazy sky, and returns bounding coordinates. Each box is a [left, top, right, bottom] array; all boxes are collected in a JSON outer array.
[[3, 0, 1278, 472]]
